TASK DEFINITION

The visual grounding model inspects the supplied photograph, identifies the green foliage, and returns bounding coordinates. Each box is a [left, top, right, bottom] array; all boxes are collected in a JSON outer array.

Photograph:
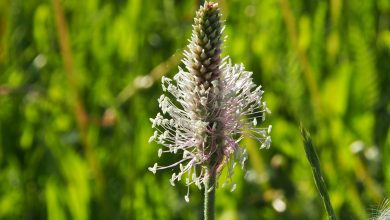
[[0, 0, 389, 219]]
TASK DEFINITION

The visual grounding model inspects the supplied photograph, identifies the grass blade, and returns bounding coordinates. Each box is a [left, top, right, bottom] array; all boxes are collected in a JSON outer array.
[[300, 125, 337, 220]]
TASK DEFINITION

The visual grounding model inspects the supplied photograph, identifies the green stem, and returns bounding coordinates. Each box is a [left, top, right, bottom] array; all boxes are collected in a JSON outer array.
[[203, 172, 216, 220], [300, 125, 337, 220]]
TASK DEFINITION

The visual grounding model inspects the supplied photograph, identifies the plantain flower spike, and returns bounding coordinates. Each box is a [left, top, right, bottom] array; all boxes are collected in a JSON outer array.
[[148, 1, 271, 202]]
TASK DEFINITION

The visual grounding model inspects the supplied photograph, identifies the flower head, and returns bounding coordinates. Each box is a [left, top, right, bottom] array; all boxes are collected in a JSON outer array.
[[148, 1, 271, 202], [373, 199, 390, 220]]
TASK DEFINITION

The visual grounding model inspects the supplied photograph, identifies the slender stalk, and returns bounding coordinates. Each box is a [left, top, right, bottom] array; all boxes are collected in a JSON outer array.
[[300, 125, 337, 220], [203, 173, 216, 220], [280, 0, 323, 115], [52, 0, 107, 215]]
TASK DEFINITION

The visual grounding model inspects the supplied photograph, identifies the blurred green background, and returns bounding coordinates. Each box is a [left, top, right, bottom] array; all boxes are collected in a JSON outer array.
[[0, 0, 389, 219]]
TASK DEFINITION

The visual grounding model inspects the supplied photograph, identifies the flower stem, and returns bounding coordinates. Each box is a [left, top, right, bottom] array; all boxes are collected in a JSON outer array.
[[203, 172, 216, 220]]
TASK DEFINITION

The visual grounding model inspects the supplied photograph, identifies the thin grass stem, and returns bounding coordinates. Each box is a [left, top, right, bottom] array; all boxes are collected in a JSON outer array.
[[300, 125, 337, 220]]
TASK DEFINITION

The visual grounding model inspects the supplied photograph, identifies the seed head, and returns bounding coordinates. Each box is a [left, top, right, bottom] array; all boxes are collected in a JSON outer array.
[[148, 1, 271, 202]]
